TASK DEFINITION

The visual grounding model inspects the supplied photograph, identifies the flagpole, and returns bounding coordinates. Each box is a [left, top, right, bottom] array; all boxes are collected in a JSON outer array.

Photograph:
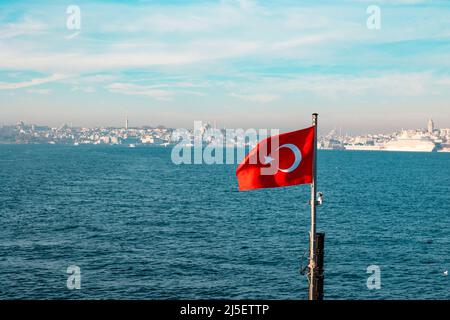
[[308, 113, 318, 300]]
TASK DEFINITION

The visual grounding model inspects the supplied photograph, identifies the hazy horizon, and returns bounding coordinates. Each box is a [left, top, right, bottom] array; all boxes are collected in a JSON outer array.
[[1, 114, 445, 136]]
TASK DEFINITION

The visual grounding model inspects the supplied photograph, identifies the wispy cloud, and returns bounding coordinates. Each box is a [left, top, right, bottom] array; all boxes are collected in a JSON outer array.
[[0, 74, 68, 90], [230, 92, 278, 103], [81, 75, 117, 83], [230, 72, 450, 100], [356, 0, 429, 4], [0, 15, 47, 39], [26, 88, 52, 95], [279, 73, 434, 97], [107, 83, 173, 100], [0, 39, 263, 73], [71, 86, 95, 93], [64, 31, 80, 40]]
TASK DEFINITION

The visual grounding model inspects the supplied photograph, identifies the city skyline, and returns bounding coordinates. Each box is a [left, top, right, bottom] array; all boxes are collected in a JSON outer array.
[[2, 115, 449, 153], [1, 115, 447, 137], [1, 112, 448, 135], [1, 1, 450, 134]]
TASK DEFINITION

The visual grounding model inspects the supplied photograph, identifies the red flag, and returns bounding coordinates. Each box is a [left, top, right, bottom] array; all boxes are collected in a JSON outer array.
[[236, 126, 315, 191]]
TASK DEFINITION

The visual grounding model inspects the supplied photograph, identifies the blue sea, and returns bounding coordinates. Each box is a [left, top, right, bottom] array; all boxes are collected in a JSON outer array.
[[0, 145, 449, 300]]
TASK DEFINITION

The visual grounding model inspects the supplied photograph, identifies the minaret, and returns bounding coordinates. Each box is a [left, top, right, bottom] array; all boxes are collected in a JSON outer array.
[[428, 118, 434, 134], [126, 115, 129, 130]]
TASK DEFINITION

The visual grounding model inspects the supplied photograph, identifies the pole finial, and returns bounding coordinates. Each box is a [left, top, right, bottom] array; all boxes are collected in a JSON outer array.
[[312, 113, 318, 125]]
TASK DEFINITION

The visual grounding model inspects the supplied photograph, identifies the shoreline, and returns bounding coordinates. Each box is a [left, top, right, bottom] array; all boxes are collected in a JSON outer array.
[[1, 143, 450, 153]]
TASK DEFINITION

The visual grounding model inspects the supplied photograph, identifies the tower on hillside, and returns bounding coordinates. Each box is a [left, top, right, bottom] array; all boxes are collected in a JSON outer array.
[[126, 115, 129, 130]]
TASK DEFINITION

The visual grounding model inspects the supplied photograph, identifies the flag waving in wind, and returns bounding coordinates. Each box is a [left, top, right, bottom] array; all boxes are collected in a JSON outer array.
[[236, 126, 315, 191]]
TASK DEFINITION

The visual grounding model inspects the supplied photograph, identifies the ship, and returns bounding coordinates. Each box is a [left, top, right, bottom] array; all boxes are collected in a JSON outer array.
[[383, 131, 437, 152], [344, 144, 383, 151]]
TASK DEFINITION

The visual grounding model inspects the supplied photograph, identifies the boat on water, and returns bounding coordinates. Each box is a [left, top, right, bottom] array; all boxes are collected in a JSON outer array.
[[383, 131, 437, 152], [129, 143, 136, 148]]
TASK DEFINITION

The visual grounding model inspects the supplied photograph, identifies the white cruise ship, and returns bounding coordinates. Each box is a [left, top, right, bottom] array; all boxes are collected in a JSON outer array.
[[383, 131, 437, 152]]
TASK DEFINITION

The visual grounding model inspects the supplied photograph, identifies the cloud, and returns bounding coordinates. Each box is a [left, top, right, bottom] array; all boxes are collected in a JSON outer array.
[[230, 92, 278, 103], [26, 88, 52, 95], [0, 74, 68, 90], [0, 51, 198, 72], [0, 38, 262, 73], [279, 73, 432, 97], [106, 83, 173, 100], [81, 75, 117, 83], [71, 86, 95, 93], [233, 72, 450, 100], [0, 16, 47, 39], [1, 1, 445, 75], [105, 81, 208, 100], [356, 0, 428, 4], [271, 34, 338, 50], [97, 0, 255, 34], [234, 0, 258, 12], [64, 31, 80, 40], [0, 2, 349, 74]]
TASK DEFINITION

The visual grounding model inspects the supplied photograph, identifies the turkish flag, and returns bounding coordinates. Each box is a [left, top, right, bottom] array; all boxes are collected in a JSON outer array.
[[236, 126, 315, 191]]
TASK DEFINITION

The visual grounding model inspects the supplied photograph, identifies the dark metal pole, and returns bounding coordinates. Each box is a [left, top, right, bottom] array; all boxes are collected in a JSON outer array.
[[308, 113, 318, 300], [316, 232, 325, 300]]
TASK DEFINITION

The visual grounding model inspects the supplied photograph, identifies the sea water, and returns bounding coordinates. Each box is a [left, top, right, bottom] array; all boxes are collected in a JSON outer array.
[[0, 145, 448, 299]]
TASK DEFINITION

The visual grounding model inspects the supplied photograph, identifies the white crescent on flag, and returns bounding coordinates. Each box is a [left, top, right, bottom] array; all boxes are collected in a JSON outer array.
[[263, 143, 302, 173]]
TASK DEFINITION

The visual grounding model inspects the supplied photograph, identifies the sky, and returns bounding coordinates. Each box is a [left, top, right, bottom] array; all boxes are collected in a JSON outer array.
[[0, 0, 450, 134]]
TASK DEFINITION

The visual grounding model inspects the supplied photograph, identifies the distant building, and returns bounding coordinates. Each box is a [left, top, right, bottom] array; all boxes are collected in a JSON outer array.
[[441, 128, 450, 135], [100, 136, 110, 144], [110, 137, 120, 144], [428, 118, 434, 134], [141, 135, 154, 144]]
